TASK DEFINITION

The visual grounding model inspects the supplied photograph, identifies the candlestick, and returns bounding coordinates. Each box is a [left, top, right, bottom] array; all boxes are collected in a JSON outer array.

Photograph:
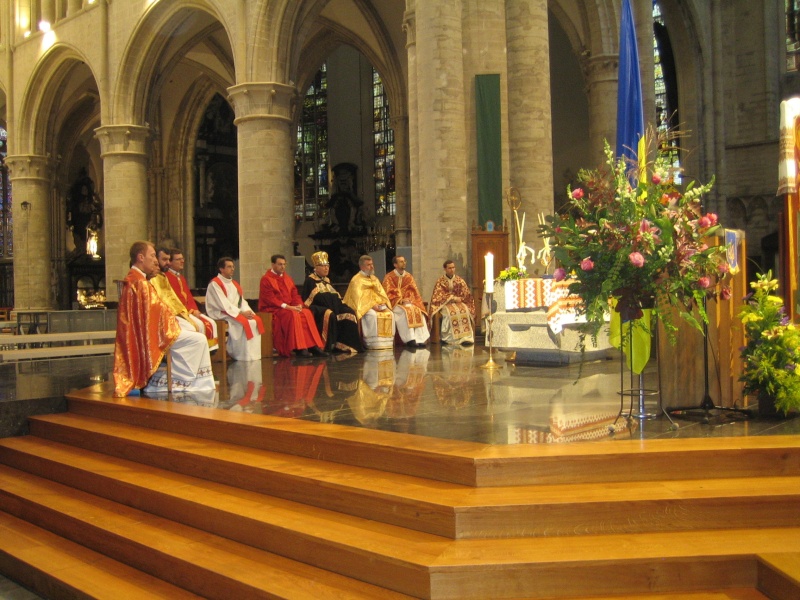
[[484, 252, 494, 293]]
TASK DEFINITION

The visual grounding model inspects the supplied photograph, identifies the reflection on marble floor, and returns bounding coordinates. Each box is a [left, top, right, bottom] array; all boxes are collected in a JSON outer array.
[[2, 346, 799, 444]]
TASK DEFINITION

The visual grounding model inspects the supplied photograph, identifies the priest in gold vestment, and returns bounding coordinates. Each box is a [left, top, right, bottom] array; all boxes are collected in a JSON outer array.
[[342, 255, 396, 349]]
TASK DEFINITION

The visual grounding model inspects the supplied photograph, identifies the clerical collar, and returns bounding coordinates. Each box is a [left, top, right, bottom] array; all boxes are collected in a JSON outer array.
[[446, 274, 454, 279], [168, 268, 181, 276], [394, 269, 404, 277], [271, 269, 283, 277], [218, 274, 233, 283], [132, 266, 146, 277], [360, 270, 372, 277]]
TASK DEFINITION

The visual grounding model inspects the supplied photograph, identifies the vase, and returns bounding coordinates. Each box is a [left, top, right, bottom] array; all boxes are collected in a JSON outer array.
[[757, 392, 781, 418]]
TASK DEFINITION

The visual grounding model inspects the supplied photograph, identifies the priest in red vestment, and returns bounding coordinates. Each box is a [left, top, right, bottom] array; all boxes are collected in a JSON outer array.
[[113, 241, 215, 396], [382, 255, 430, 347], [258, 254, 328, 358]]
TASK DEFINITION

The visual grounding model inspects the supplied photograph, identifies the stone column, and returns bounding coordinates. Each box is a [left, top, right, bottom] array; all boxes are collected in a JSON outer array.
[[634, 0, 656, 131], [414, 0, 468, 299], [391, 114, 411, 247], [584, 55, 619, 166], [403, 6, 422, 281], [506, 0, 554, 219], [95, 124, 150, 301], [228, 82, 295, 297], [6, 154, 54, 310]]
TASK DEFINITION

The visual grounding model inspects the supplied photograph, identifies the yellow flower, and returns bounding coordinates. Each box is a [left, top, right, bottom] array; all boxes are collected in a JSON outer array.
[[741, 313, 762, 324], [751, 278, 779, 292]]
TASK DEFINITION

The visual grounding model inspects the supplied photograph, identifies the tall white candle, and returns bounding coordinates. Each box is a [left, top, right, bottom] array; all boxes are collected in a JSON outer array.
[[485, 252, 494, 293]]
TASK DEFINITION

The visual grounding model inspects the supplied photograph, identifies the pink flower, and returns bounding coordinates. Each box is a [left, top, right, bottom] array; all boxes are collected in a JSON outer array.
[[698, 216, 711, 228], [718, 262, 729, 274], [628, 252, 645, 268], [554, 267, 567, 281], [698, 276, 711, 289], [707, 213, 718, 225], [555, 227, 562, 233], [652, 173, 662, 185], [580, 257, 594, 271], [571, 188, 584, 200], [720, 287, 732, 301]]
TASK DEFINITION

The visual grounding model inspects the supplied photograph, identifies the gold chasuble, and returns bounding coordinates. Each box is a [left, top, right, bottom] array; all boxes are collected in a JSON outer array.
[[113, 268, 181, 397], [150, 272, 200, 330], [342, 272, 394, 338]]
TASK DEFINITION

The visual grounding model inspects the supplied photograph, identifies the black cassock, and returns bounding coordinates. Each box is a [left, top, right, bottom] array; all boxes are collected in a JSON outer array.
[[302, 274, 365, 353]]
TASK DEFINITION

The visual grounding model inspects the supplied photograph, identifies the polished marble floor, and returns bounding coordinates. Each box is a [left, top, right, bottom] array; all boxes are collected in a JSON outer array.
[[1, 345, 798, 444]]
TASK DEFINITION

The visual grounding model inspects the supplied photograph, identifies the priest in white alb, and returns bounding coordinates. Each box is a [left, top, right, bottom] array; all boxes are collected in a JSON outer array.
[[205, 257, 265, 361]]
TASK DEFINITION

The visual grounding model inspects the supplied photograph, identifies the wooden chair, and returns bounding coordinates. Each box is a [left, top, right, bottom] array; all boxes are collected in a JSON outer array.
[[212, 312, 273, 363], [430, 311, 442, 344]]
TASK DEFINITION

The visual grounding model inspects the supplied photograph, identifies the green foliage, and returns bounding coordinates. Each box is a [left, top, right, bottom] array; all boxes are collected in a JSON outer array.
[[538, 136, 730, 341], [739, 271, 800, 415]]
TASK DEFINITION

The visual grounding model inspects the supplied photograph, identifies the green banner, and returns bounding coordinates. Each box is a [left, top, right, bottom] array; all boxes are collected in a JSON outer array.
[[476, 74, 502, 228]]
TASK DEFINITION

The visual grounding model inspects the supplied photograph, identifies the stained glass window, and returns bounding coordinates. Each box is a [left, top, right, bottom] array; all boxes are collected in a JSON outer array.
[[653, 1, 681, 178], [788, 0, 800, 71], [373, 70, 395, 216], [295, 65, 329, 221]]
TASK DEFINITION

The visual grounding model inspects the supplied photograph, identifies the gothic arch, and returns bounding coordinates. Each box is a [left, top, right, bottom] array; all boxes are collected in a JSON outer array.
[[15, 44, 99, 156], [295, 18, 404, 122], [251, 0, 332, 83], [112, 0, 237, 125]]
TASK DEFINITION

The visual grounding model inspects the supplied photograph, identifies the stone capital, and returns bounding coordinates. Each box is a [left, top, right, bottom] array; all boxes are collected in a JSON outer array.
[[4, 154, 53, 182], [583, 54, 619, 85], [95, 124, 150, 157], [227, 82, 296, 125], [402, 10, 416, 48]]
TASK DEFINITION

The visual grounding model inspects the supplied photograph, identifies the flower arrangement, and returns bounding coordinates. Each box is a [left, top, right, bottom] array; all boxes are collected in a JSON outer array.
[[497, 266, 528, 282], [739, 271, 800, 415], [538, 135, 730, 340]]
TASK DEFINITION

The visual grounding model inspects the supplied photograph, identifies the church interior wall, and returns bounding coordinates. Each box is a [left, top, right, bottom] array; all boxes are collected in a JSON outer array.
[[0, 0, 796, 309]]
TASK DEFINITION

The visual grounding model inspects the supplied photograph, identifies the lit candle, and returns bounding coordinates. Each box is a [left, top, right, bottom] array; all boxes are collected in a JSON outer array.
[[485, 252, 494, 293]]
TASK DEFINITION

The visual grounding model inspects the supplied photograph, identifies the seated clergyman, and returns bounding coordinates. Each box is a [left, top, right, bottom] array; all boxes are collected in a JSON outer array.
[[342, 255, 396, 350], [428, 259, 476, 345]]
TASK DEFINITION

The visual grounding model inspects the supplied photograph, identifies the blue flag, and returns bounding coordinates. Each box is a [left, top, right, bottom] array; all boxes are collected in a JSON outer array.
[[615, 0, 645, 163]]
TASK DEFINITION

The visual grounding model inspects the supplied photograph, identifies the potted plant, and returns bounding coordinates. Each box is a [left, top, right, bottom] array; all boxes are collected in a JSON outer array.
[[538, 134, 730, 343], [739, 271, 800, 416]]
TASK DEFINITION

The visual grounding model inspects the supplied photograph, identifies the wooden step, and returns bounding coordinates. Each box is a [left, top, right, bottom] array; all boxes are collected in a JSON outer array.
[[0, 465, 416, 600], [65, 387, 800, 486], [0, 435, 439, 597], [21, 413, 800, 539], [757, 553, 800, 600], [2, 461, 799, 599], [4, 435, 800, 600], [0, 510, 202, 599]]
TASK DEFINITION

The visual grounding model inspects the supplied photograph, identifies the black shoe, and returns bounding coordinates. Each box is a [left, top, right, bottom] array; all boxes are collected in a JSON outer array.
[[309, 346, 329, 357], [405, 340, 418, 348], [297, 349, 312, 358], [416, 341, 427, 348]]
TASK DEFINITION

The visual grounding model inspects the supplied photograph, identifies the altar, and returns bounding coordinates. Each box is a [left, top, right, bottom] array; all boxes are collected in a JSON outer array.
[[489, 278, 613, 365]]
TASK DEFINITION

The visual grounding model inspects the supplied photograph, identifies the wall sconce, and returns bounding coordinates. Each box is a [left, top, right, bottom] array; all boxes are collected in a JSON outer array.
[[20, 201, 31, 211]]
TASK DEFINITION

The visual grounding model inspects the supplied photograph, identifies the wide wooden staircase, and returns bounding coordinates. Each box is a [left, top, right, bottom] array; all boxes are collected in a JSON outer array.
[[0, 384, 799, 599]]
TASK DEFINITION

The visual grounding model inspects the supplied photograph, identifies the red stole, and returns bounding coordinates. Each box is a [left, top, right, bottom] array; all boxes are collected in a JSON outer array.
[[211, 276, 265, 340]]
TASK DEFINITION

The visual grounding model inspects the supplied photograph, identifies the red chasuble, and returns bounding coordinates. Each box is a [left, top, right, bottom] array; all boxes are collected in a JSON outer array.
[[258, 269, 323, 357], [113, 268, 181, 397]]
